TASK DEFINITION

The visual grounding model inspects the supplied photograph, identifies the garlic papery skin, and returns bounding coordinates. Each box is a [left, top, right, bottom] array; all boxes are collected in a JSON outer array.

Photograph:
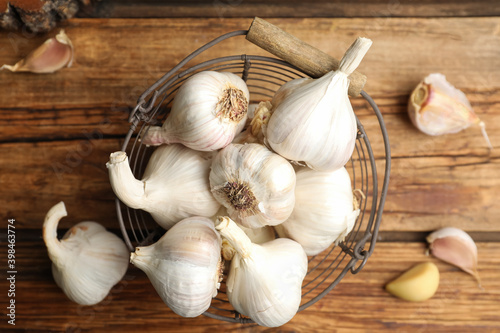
[[265, 37, 372, 171], [210, 143, 296, 229], [216, 217, 307, 327], [274, 166, 360, 256], [1, 30, 73, 73], [427, 227, 480, 285], [42, 202, 129, 305], [408, 73, 492, 149], [106, 144, 220, 229], [141, 71, 250, 151], [130, 216, 223, 318]]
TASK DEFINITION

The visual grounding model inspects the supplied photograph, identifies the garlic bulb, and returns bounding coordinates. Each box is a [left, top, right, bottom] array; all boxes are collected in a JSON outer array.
[[106, 144, 220, 229], [1, 30, 73, 73], [408, 73, 492, 149], [43, 202, 129, 305], [274, 166, 360, 255], [427, 227, 480, 284], [141, 71, 250, 151], [265, 37, 372, 171], [210, 143, 296, 229], [130, 216, 223, 317], [216, 217, 307, 327]]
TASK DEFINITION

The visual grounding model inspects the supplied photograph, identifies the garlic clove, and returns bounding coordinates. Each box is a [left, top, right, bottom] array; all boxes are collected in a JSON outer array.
[[408, 73, 492, 149], [130, 216, 223, 318], [385, 262, 440, 302], [426, 227, 480, 285], [1, 29, 73, 73], [43, 202, 129, 305]]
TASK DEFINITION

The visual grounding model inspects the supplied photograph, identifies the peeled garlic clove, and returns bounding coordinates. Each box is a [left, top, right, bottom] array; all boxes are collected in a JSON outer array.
[[141, 71, 249, 151], [131, 216, 223, 318], [216, 216, 307, 327], [1, 30, 73, 73], [43, 202, 129, 305], [106, 144, 220, 229], [210, 143, 296, 229], [274, 166, 359, 256], [408, 73, 492, 149], [427, 227, 480, 284], [385, 262, 440, 302], [265, 37, 372, 171]]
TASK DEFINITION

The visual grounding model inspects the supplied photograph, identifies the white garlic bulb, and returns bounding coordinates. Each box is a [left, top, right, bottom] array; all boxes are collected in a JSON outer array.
[[265, 37, 372, 171], [106, 144, 220, 229], [141, 71, 250, 151], [130, 216, 223, 318], [210, 143, 296, 229], [42, 202, 129, 305], [274, 167, 360, 256], [216, 217, 307, 327]]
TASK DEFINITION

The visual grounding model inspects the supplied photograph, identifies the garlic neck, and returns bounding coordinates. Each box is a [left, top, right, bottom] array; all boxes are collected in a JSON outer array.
[[42, 201, 67, 264], [106, 152, 147, 210], [215, 217, 252, 259]]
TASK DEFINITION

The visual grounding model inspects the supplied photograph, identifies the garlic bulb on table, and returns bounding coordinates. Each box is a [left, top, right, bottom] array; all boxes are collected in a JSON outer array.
[[265, 37, 372, 171], [130, 216, 223, 317], [275, 166, 360, 255], [210, 143, 296, 229], [43, 202, 129, 305], [141, 71, 250, 151], [106, 144, 220, 229], [408, 73, 492, 149], [216, 217, 308, 327]]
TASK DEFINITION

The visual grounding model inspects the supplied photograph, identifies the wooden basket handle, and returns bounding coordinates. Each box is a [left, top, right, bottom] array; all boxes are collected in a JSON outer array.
[[246, 17, 367, 97]]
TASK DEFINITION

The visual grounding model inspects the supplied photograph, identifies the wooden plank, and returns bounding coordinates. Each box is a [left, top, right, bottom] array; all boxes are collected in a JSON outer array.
[[1, 17, 499, 108], [82, 0, 500, 18], [1, 241, 498, 331]]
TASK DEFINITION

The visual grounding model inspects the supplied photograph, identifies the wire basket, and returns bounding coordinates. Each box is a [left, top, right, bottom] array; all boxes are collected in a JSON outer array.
[[115, 26, 391, 324]]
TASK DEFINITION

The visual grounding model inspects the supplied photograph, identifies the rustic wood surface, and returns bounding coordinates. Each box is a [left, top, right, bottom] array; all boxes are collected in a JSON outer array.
[[0, 12, 499, 333]]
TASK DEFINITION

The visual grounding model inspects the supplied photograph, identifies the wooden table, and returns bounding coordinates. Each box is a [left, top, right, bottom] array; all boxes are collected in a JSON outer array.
[[1, 2, 499, 332]]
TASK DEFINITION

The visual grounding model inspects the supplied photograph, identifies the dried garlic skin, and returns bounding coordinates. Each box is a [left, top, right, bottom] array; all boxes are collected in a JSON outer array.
[[427, 227, 480, 285], [408, 73, 492, 148], [385, 262, 440, 302], [1, 29, 73, 73]]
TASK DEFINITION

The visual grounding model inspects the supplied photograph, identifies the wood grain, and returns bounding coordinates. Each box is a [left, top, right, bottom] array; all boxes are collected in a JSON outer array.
[[0, 241, 498, 332], [82, 0, 500, 19], [0, 17, 499, 234]]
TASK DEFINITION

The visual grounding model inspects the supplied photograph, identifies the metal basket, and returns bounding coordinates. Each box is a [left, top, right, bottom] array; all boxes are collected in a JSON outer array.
[[115, 29, 391, 323]]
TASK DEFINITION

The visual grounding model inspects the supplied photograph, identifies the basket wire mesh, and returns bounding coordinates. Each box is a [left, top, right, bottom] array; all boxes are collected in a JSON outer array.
[[115, 30, 391, 323]]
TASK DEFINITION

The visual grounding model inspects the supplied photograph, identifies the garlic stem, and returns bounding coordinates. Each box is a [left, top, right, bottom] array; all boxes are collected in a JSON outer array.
[[42, 201, 67, 263], [106, 152, 146, 209], [338, 37, 373, 76], [215, 217, 252, 259]]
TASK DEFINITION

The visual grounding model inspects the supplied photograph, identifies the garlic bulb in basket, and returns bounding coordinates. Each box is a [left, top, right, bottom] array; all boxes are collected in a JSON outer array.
[[265, 37, 372, 171], [274, 167, 360, 256], [43, 202, 129, 305], [141, 71, 250, 151], [216, 217, 307, 327], [130, 216, 223, 317], [106, 144, 220, 229], [210, 143, 296, 229]]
